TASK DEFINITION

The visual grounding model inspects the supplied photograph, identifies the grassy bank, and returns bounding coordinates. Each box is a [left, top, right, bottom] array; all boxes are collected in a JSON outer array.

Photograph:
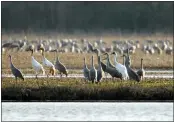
[[2, 78, 173, 101]]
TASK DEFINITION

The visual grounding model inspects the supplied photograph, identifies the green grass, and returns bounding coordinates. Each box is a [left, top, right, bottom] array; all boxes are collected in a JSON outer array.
[[2, 77, 173, 101]]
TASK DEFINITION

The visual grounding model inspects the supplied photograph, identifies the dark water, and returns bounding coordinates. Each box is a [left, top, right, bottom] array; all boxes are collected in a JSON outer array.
[[2, 102, 173, 121]]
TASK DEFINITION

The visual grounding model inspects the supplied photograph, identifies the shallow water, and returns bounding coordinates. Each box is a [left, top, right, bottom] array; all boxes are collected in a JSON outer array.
[[2, 102, 173, 121], [1, 73, 174, 79]]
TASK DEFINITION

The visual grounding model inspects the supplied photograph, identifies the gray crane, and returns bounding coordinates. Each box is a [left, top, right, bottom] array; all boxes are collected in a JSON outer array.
[[88, 41, 94, 52], [9, 55, 24, 85], [102, 52, 115, 68], [137, 58, 145, 81], [55, 51, 68, 77], [123, 54, 140, 82], [96, 56, 104, 82], [89, 55, 97, 83], [83, 57, 90, 81], [125, 46, 131, 66], [93, 48, 122, 80]]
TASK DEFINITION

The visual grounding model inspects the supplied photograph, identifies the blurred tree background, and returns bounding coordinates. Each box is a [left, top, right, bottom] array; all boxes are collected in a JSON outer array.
[[1, 1, 173, 33]]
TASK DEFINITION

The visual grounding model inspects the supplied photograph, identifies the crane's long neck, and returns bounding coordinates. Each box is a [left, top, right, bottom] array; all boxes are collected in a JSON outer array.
[[42, 50, 45, 57], [84, 58, 87, 67], [98, 56, 101, 67], [141, 59, 143, 69], [123, 56, 125, 66], [114, 54, 118, 66], [106, 55, 110, 67], [31, 50, 33, 56], [92, 56, 94, 67], [9, 56, 15, 69], [9, 57, 12, 67], [56, 54, 60, 63]]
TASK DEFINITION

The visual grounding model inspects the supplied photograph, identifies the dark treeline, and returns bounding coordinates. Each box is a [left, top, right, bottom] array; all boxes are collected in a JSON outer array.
[[1, 1, 173, 32]]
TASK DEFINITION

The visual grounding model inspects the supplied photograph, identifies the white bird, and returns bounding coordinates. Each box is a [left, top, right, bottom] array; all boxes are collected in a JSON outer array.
[[29, 46, 45, 79], [111, 52, 129, 80], [39, 47, 56, 77]]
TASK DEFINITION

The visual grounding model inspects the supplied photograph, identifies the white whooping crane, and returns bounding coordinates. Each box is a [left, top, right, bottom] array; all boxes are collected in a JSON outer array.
[[111, 52, 129, 80]]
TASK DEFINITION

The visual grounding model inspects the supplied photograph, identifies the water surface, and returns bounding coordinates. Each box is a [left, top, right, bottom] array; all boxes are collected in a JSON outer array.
[[2, 102, 173, 121]]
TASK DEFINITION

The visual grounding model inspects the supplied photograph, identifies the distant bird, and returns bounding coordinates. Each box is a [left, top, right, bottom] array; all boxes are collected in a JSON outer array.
[[9, 55, 24, 83], [166, 47, 173, 55], [111, 52, 129, 80], [83, 57, 90, 81], [30, 45, 45, 79], [123, 54, 140, 82], [39, 46, 56, 77], [55, 51, 68, 77], [153, 43, 162, 55], [89, 55, 97, 83], [137, 58, 145, 81], [88, 41, 94, 52]]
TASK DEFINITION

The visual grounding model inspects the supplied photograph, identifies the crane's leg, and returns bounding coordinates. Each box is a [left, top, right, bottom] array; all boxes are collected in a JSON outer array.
[[47, 74, 49, 78], [35, 74, 38, 79], [105, 72, 108, 81], [60, 73, 62, 78]]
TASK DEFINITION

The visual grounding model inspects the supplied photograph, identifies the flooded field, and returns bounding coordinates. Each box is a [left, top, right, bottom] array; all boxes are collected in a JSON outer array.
[[2, 69, 173, 79]]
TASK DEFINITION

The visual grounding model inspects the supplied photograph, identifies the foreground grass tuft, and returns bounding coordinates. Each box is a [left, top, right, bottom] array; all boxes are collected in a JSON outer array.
[[1, 78, 173, 101]]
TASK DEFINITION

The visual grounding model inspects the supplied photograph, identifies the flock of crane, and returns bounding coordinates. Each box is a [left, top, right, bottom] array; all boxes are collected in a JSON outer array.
[[5, 37, 173, 84], [9, 40, 145, 84], [3, 37, 173, 55]]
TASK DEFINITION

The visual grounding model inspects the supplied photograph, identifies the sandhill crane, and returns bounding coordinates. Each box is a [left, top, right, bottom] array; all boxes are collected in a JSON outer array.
[[137, 58, 145, 81], [83, 57, 90, 81], [89, 55, 97, 83], [9, 55, 24, 85], [38, 46, 56, 77], [93, 48, 122, 80], [93, 48, 107, 71], [125, 48, 131, 67], [54, 51, 68, 77], [166, 47, 173, 55], [29, 45, 45, 79], [96, 56, 104, 82], [88, 41, 94, 52], [153, 43, 162, 55], [123, 54, 140, 82], [103, 52, 115, 68], [111, 52, 129, 80]]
